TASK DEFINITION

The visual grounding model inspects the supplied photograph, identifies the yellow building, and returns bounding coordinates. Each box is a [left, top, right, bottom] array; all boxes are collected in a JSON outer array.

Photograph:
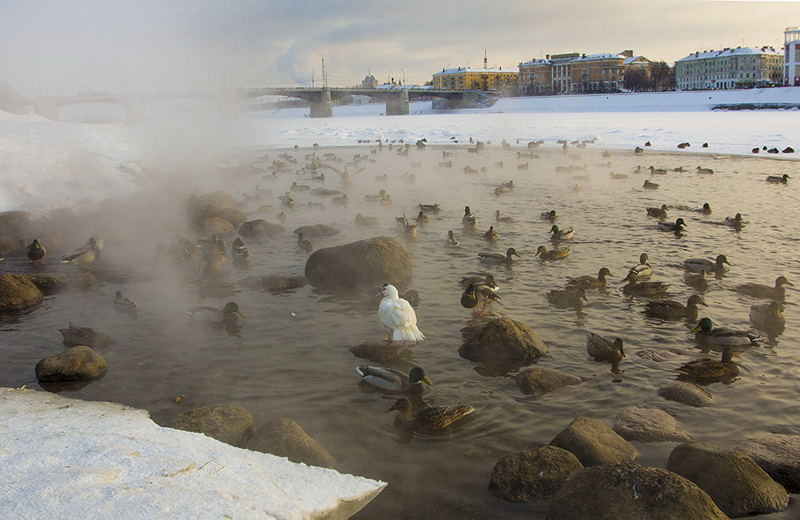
[[432, 66, 519, 92]]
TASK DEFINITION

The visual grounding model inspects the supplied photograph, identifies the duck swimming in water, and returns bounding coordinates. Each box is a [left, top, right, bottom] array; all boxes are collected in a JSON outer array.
[[643, 295, 706, 321], [622, 271, 670, 296], [567, 267, 613, 290], [386, 398, 474, 433], [462, 206, 478, 228], [478, 247, 520, 265], [586, 333, 625, 373], [549, 225, 574, 240], [356, 365, 432, 393], [684, 254, 730, 274], [629, 253, 652, 279], [378, 284, 425, 343], [185, 302, 246, 324], [749, 301, 785, 335], [646, 204, 669, 219], [676, 346, 741, 382], [535, 245, 571, 260], [546, 286, 588, 309], [657, 218, 686, 233], [691, 317, 756, 346], [735, 276, 792, 301]]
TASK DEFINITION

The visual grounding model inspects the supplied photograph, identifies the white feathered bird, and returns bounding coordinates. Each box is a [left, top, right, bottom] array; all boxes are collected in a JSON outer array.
[[378, 284, 425, 343]]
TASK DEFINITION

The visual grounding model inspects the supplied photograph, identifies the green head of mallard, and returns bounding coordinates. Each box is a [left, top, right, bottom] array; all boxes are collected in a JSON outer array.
[[409, 367, 433, 386], [638, 253, 649, 265], [675, 218, 686, 227], [716, 254, 731, 267], [549, 225, 560, 234], [614, 338, 625, 357], [692, 317, 713, 333], [506, 247, 520, 258], [223, 302, 246, 318]]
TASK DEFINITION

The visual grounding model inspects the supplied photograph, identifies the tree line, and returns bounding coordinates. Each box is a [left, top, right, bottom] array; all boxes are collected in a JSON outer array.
[[624, 61, 676, 92]]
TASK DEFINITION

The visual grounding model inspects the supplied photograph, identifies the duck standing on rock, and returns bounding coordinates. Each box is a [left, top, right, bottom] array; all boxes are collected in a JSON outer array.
[[461, 283, 502, 316], [378, 284, 425, 344], [676, 346, 741, 382], [356, 365, 432, 393], [535, 245, 571, 260], [386, 398, 474, 433], [61, 237, 104, 268], [735, 276, 792, 301], [26, 239, 46, 264]]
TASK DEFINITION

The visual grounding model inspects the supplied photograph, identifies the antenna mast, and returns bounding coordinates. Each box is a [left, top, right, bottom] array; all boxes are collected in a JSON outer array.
[[322, 56, 328, 88], [484, 47, 488, 69]]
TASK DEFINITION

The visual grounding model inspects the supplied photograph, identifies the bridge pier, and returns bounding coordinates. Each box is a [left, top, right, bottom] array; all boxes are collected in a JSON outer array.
[[309, 88, 333, 118], [34, 98, 60, 121], [385, 90, 409, 116]]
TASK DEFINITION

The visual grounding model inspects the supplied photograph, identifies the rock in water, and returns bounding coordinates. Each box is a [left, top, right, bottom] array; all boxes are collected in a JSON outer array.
[[657, 381, 713, 408], [736, 433, 800, 491], [35, 346, 107, 382], [488, 446, 583, 503], [304, 237, 412, 290], [167, 405, 255, 447], [613, 406, 691, 442], [459, 317, 548, 364], [0, 273, 44, 312], [549, 416, 637, 467], [514, 367, 582, 397], [246, 418, 335, 469]]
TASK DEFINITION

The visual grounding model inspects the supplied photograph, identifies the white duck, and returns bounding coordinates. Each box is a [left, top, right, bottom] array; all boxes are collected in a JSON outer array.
[[378, 284, 425, 343]]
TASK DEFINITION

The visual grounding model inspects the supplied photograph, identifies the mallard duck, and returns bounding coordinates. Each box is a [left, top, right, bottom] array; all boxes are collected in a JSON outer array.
[[683, 254, 730, 273], [386, 398, 474, 433], [691, 317, 756, 346], [535, 245, 571, 260], [642, 180, 659, 190], [446, 230, 460, 247], [629, 253, 652, 279], [198, 235, 227, 254], [724, 213, 743, 228], [646, 204, 669, 218], [484, 226, 498, 241], [676, 346, 741, 382], [586, 333, 625, 364], [684, 269, 709, 292], [231, 237, 249, 263], [355, 213, 379, 226], [378, 284, 425, 343], [172, 238, 200, 262], [766, 174, 790, 184], [185, 302, 246, 324], [656, 218, 686, 232], [332, 194, 349, 206], [365, 189, 387, 202], [113, 291, 137, 311], [419, 203, 441, 213], [540, 210, 557, 221], [297, 233, 313, 253], [198, 250, 227, 277], [649, 166, 667, 175], [549, 225, 574, 240], [461, 283, 502, 316], [547, 286, 588, 309], [696, 166, 714, 174], [495, 210, 515, 224], [416, 211, 429, 224], [693, 203, 712, 215], [462, 206, 478, 228], [59, 322, 115, 348], [736, 276, 792, 300], [26, 239, 46, 264], [460, 274, 497, 290], [567, 267, 613, 289], [749, 301, 785, 335], [478, 247, 520, 265], [61, 236, 104, 267], [622, 271, 670, 296], [356, 365, 432, 393], [643, 295, 706, 321]]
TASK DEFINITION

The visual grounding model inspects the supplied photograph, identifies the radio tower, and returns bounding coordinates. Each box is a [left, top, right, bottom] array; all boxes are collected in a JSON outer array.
[[484, 47, 488, 69]]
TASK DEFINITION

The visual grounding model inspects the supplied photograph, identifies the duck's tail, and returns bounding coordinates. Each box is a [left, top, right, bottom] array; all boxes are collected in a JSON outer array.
[[393, 326, 425, 343]]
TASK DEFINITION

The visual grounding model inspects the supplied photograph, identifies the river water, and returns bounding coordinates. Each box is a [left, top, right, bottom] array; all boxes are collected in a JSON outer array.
[[1, 139, 798, 518]]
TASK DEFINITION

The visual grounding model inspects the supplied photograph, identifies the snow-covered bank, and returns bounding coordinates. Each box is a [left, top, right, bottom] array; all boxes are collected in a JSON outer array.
[[0, 388, 385, 519]]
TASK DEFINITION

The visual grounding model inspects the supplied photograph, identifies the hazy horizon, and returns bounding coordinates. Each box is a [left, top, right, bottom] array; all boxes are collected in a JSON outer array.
[[1, 0, 798, 97]]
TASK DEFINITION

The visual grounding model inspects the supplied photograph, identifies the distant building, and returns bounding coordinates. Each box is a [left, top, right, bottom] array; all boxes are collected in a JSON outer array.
[[431, 66, 519, 92], [785, 26, 800, 86], [518, 51, 630, 95], [675, 46, 783, 90], [362, 74, 378, 89]]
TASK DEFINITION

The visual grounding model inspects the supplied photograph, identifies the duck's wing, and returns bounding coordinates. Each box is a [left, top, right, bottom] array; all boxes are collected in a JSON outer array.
[[356, 365, 406, 390]]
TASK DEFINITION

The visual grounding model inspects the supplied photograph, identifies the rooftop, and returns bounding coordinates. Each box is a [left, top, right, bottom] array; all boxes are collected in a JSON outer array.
[[677, 46, 782, 62]]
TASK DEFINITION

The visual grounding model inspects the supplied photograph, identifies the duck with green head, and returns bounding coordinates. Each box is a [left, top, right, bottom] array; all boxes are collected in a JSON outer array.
[[683, 254, 730, 274], [691, 317, 756, 346], [479, 247, 520, 265], [356, 365, 432, 393], [26, 239, 46, 264], [629, 253, 652, 279], [549, 225, 574, 240], [656, 218, 686, 233], [461, 283, 502, 316], [386, 398, 474, 433], [462, 206, 478, 228], [185, 301, 246, 324]]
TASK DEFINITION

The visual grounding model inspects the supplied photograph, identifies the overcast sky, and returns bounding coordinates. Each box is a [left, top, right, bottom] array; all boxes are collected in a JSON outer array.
[[1, 0, 798, 96]]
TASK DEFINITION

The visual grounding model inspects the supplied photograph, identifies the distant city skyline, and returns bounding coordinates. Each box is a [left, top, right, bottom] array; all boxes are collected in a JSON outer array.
[[1, 0, 798, 96]]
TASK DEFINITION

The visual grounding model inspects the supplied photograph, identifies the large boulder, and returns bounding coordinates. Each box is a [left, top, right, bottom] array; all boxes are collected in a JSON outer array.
[[167, 405, 254, 447], [59, 322, 115, 348], [23, 273, 99, 294], [245, 418, 335, 469], [35, 346, 107, 382], [657, 381, 713, 408], [546, 463, 729, 520], [0, 211, 32, 239], [613, 406, 691, 443], [459, 318, 548, 364], [488, 446, 583, 503], [293, 224, 340, 238], [238, 219, 285, 239], [188, 191, 235, 209], [0, 273, 44, 312], [666, 441, 789, 516], [304, 236, 412, 290], [197, 216, 236, 236], [515, 367, 582, 397], [736, 433, 800, 491], [549, 416, 638, 467], [212, 207, 248, 227]]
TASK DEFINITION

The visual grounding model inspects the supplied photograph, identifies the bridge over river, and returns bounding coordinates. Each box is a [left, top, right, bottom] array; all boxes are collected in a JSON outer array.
[[27, 87, 492, 124]]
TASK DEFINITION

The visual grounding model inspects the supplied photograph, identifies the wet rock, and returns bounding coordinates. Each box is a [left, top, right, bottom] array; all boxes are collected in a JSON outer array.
[[35, 346, 107, 382], [0, 273, 44, 312], [546, 462, 728, 520], [245, 417, 335, 469], [657, 381, 713, 407], [213, 207, 248, 227], [488, 446, 583, 503], [549, 416, 637, 467], [293, 224, 340, 238], [0, 211, 32, 239], [304, 236, 412, 290], [736, 433, 800, 491], [514, 367, 582, 397], [238, 219, 285, 238], [459, 318, 548, 364], [198, 216, 236, 236], [666, 441, 789, 516], [188, 191, 235, 209], [58, 322, 115, 348], [349, 340, 413, 363], [0, 239, 26, 257], [23, 273, 100, 294], [167, 405, 254, 447], [613, 406, 691, 443]]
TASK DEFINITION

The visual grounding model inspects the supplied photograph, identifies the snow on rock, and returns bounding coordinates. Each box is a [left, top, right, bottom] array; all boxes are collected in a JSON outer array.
[[0, 387, 385, 520]]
